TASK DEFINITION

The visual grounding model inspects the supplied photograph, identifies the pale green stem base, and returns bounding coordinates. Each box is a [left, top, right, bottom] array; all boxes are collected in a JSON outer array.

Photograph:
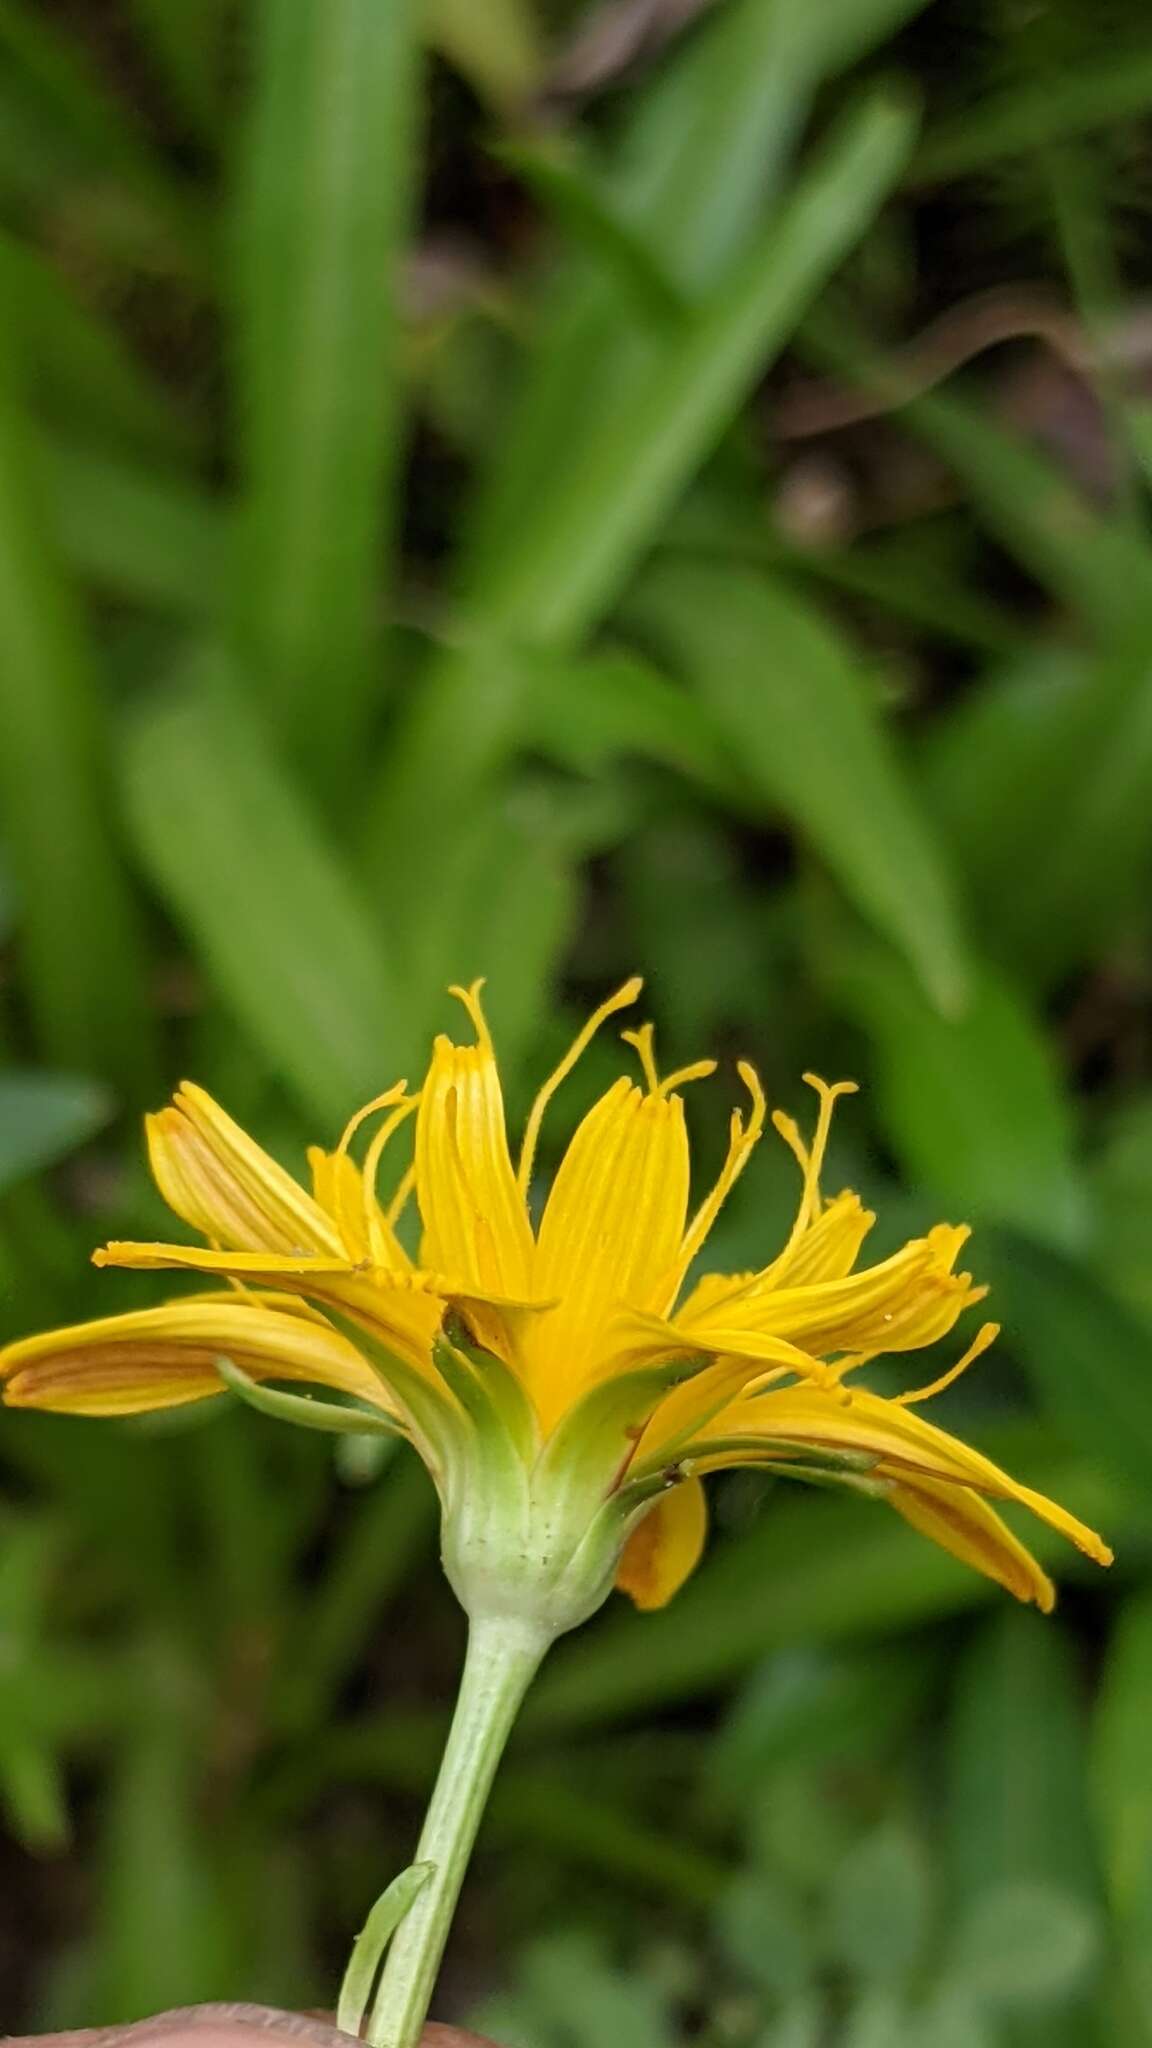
[[366, 1614, 549, 2048]]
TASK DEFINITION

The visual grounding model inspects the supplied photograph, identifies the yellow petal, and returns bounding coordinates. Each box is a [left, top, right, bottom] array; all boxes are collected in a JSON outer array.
[[415, 1008, 534, 1298], [525, 1079, 690, 1421], [762, 1190, 875, 1289], [674, 1193, 874, 1331], [0, 1296, 385, 1415], [615, 1476, 708, 1610], [93, 1240, 442, 1374], [148, 1083, 342, 1257], [309, 1144, 411, 1271], [680, 1225, 982, 1358], [886, 1474, 1055, 1611], [600, 1306, 830, 1468], [691, 1382, 1112, 1566]]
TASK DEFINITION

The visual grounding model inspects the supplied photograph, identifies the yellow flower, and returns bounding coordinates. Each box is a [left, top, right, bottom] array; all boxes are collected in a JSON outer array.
[[0, 981, 1110, 1630]]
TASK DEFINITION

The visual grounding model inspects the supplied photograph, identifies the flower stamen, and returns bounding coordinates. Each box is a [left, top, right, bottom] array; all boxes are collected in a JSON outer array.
[[675, 1062, 767, 1281], [773, 1075, 858, 1250], [893, 1320, 1000, 1406], [335, 1081, 409, 1162], [363, 1097, 421, 1260], [516, 977, 642, 1195], [386, 1162, 417, 1232], [448, 979, 493, 1050], [621, 1023, 661, 1095], [658, 1060, 719, 1097]]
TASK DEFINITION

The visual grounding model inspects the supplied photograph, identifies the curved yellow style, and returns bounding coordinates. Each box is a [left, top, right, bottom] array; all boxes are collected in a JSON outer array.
[[0, 980, 1112, 1616]]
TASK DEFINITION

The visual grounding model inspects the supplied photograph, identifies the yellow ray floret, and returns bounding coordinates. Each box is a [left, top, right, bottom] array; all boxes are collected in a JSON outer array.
[[0, 981, 1112, 1619]]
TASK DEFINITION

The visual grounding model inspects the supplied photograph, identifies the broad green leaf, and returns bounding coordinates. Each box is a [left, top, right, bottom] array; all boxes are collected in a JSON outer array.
[[630, 559, 969, 1010], [92, 1712, 234, 2020], [1091, 1594, 1152, 1912], [913, 1988, 996, 2048], [0, 1071, 112, 1193], [0, 307, 156, 1095], [233, 0, 419, 790], [988, 1233, 1152, 1498], [925, 643, 1152, 989], [715, 1872, 816, 1998], [1089, 1095, 1152, 1320], [826, 1825, 931, 1983], [505, 1932, 676, 2048], [706, 1645, 925, 1803], [841, 1986, 909, 2048], [832, 947, 1085, 1247], [753, 1993, 824, 2048], [945, 1609, 1098, 1907], [121, 663, 414, 1126], [943, 1606, 1105, 2042], [949, 1884, 1101, 2010]]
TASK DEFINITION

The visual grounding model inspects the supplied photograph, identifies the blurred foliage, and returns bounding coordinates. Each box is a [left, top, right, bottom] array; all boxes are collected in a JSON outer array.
[[1, 0, 1152, 2038]]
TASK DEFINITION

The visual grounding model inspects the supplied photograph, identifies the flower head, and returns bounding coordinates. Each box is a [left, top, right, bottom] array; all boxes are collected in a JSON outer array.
[[1, 981, 1111, 1633]]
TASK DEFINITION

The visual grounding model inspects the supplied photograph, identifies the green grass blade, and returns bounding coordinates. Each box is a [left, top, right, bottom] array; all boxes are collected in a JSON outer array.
[[0, 313, 156, 1095], [232, 0, 419, 792], [468, 0, 930, 580], [0, 0, 208, 266], [494, 137, 691, 326], [124, 0, 227, 142], [429, 0, 542, 109], [121, 659, 415, 1126], [912, 48, 1152, 186], [0, 229, 195, 463], [803, 305, 1152, 636], [367, 91, 917, 982], [630, 557, 970, 1011], [478, 89, 918, 645], [40, 440, 224, 612], [907, 391, 1152, 639]]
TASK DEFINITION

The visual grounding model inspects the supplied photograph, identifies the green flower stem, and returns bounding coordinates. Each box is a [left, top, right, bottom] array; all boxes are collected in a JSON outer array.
[[366, 1613, 550, 2048]]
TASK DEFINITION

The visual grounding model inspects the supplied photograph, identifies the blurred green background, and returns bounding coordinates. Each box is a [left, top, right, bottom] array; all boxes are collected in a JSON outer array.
[[2, 0, 1152, 2040]]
